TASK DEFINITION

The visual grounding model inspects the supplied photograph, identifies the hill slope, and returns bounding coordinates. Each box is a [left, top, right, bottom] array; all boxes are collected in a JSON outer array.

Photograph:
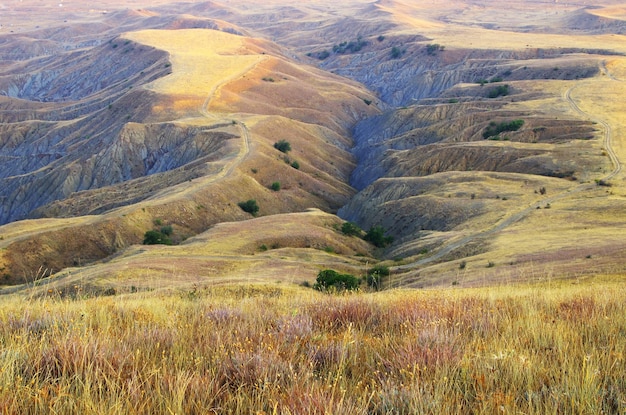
[[0, 0, 625, 291]]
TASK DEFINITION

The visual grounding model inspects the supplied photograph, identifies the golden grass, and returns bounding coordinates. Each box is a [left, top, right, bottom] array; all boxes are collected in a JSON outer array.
[[123, 29, 265, 101], [380, 0, 626, 53], [1, 277, 625, 414]]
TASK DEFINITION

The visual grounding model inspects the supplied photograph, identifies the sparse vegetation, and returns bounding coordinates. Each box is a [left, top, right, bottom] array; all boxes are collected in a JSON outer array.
[[487, 84, 510, 98], [274, 140, 291, 153], [332, 37, 368, 54], [290, 161, 300, 170], [270, 182, 281, 191], [316, 50, 330, 60], [426, 43, 444, 55], [390, 46, 405, 59], [143, 229, 173, 245], [341, 221, 362, 237], [483, 119, 524, 139], [313, 269, 360, 291], [366, 265, 390, 290], [238, 199, 259, 216], [364, 225, 394, 248]]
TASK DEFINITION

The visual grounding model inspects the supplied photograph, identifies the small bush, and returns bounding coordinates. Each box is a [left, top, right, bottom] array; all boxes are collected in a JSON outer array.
[[274, 140, 291, 153], [290, 161, 300, 169], [238, 199, 259, 215], [365, 226, 394, 248], [483, 119, 524, 139], [390, 46, 404, 59], [317, 50, 330, 60], [314, 270, 360, 292], [426, 43, 443, 55], [143, 230, 172, 245], [487, 84, 510, 98], [270, 182, 281, 191], [341, 222, 362, 237], [367, 265, 390, 291], [160, 225, 173, 236]]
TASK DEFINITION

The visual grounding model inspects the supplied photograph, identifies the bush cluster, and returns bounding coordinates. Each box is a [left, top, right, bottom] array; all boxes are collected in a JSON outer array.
[[314, 269, 360, 291], [143, 227, 173, 245], [487, 84, 510, 98], [364, 225, 394, 248], [483, 119, 524, 139], [238, 199, 259, 216]]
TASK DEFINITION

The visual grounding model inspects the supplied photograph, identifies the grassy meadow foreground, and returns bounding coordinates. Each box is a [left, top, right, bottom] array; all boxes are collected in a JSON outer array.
[[1, 278, 624, 414]]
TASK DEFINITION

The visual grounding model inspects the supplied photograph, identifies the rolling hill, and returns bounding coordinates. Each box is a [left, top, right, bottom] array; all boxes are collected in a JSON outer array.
[[0, 0, 624, 292]]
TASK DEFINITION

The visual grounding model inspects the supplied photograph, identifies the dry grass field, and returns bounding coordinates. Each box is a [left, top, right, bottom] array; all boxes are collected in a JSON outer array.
[[0, 277, 624, 414]]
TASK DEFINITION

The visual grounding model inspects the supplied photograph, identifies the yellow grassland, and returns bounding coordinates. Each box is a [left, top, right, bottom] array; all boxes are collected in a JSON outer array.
[[123, 29, 266, 105], [0, 277, 624, 413]]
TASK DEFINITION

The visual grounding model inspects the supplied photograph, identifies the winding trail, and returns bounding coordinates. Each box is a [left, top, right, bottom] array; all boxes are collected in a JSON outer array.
[[564, 72, 622, 181], [394, 62, 623, 279], [140, 56, 267, 206]]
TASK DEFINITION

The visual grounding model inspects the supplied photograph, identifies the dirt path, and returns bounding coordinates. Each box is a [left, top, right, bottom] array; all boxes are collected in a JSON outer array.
[[564, 81, 622, 180]]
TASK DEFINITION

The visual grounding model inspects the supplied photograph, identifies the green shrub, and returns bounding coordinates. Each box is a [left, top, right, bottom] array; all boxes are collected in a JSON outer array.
[[314, 269, 360, 291], [270, 182, 281, 191], [483, 119, 524, 139], [367, 265, 390, 290], [341, 222, 362, 237], [426, 43, 443, 55], [317, 50, 330, 60], [290, 161, 300, 169], [365, 226, 394, 248], [487, 84, 510, 98], [274, 140, 291, 153], [390, 46, 404, 59], [332, 37, 368, 54], [160, 225, 173, 236], [238, 199, 259, 215], [143, 230, 172, 245]]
